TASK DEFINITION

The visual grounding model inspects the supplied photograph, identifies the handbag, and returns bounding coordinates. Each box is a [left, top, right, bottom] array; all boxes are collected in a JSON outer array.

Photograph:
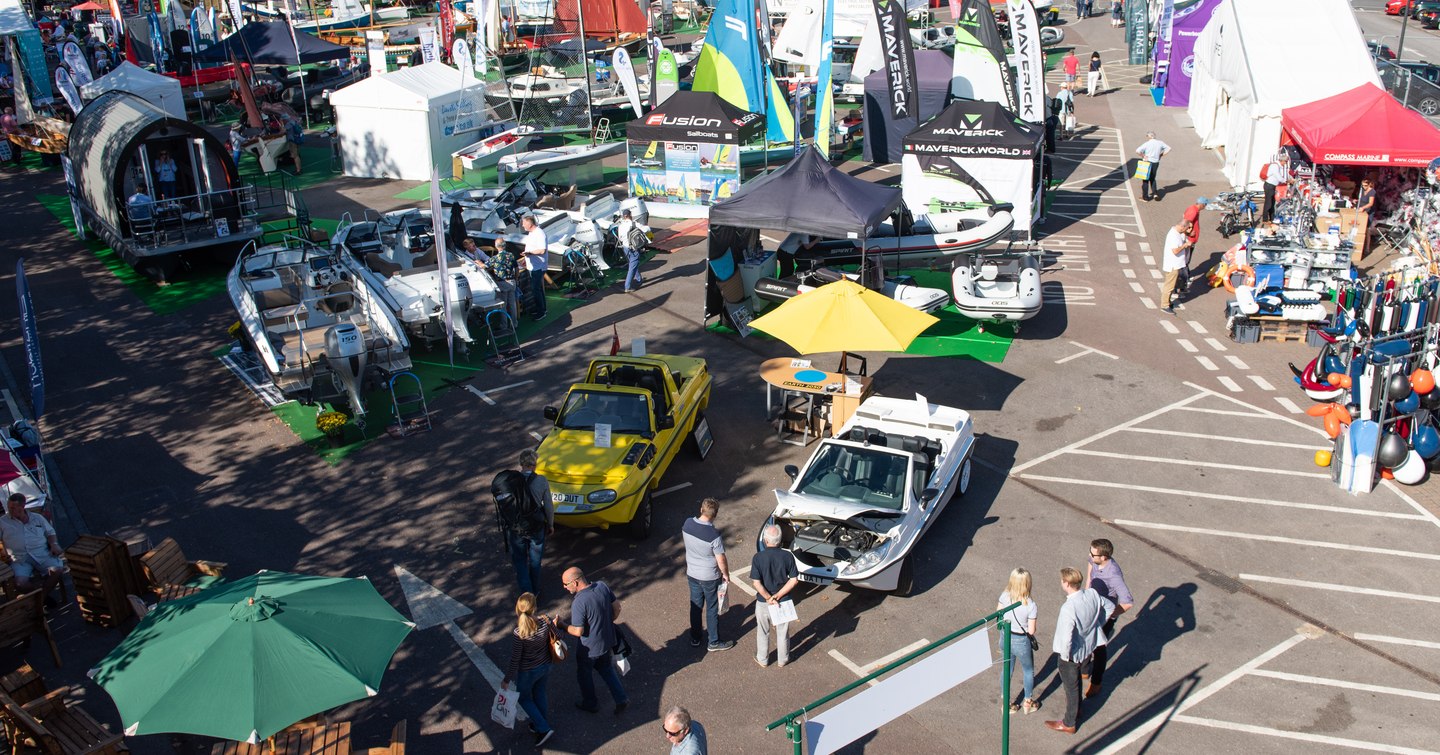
[[547, 622, 567, 664], [1135, 160, 1154, 181]]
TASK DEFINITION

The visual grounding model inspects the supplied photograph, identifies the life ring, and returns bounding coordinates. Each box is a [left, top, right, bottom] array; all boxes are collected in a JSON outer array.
[[1223, 263, 1255, 294]]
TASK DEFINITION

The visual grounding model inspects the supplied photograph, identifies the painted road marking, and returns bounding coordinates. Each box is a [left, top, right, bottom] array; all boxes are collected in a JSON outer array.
[[1149, 269, 1162, 280], [1129, 281, 1146, 293], [1248, 375, 1275, 391], [1117, 241, 1128, 251], [1010, 392, 1208, 475], [1118, 254, 1130, 264], [1169, 716, 1440, 754], [1097, 635, 1308, 754], [1196, 356, 1218, 371], [1354, 633, 1440, 650], [1241, 574, 1440, 604], [828, 639, 932, 687], [529, 430, 545, 441], [1123, 268, 1137, 279], [1159, 319, 1179, 334], [1121, 427, 1328, 450], [1020, 476, 1425, 520], [1070, 450, 1327, 478], [1176, 339, 1198, 353], [1247, 669, 1440, 702], [654, 482, 693, 498], [488, 380, 535, 395], [727, 566, 758, 597], [1116, 522, 1440, 560], [1144, 255, 1156, 266], [1054, 341, 1120, 365], [1187, 321, 1208, 334], [1204, 337, 1228, 352], [1217, 376, 1243, 392], [1174, 406, 1269, 418], [464, 385, 496, 405], [1275, 397, 1303, 414], [1139, 296, 1157, 309], [1225, 355, 1250, 370]]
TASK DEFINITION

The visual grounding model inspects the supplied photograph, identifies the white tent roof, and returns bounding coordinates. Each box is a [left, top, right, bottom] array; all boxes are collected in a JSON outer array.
[[0, 0, 32, 36], [328, 62, 483, 112], [80, 61, 186, 120], [1196, 0, 1378, 119]]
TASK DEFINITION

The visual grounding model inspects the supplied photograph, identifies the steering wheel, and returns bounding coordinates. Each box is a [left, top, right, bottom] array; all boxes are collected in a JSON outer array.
[[313, 267, 336, 287], [564, 409, 599, 428]]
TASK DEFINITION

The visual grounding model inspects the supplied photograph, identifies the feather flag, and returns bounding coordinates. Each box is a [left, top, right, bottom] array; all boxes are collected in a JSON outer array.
[[1006, 0, 1045, 123], [429, 168, 456, 366], [815, 0, 835, 158], [613, 46, 642, 116]]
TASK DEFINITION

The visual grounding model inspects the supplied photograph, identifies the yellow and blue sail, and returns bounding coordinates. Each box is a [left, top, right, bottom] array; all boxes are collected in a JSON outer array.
[[814, 0, 834, 158], [691, 0, 794, 144]]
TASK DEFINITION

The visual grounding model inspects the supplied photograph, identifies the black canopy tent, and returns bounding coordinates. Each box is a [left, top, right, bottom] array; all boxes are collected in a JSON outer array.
[[194, 21, 351, 64], [863, 50, 953, 164], [626, 90, 765, 143], [705, 149, 904, 328]]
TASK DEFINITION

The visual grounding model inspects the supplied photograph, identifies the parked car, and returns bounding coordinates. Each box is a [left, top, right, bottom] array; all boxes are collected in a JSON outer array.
[[1418, 0, 1440, 26], [1369, 41, 1398, 60], [1388, 0, 1416, 15], [1380, 59, 1440, 115]]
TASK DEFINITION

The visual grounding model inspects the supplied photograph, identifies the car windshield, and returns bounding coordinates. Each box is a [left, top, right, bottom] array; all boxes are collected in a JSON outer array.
[[794, 443, 909, 510], [557, 390, 651, 434]]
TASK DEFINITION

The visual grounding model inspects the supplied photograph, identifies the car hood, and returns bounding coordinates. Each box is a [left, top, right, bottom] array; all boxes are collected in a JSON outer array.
[[770, 490, 903, 523], [537, 430, 647, 487]]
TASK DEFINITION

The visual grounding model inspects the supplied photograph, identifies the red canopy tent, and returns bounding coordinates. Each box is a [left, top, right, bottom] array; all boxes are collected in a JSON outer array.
[[1282, 83, 1440, 167]]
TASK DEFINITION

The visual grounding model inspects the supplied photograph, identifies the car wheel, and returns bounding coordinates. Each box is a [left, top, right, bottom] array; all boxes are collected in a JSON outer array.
[[893, 557, 914, 597], [957, 456, 973, 496], [1420, 97, 1440, 116], [626, 491, 652, 540]]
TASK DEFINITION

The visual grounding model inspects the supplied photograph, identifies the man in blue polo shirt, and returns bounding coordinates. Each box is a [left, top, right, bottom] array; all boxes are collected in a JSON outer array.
[[555, 567, 629, 715], [682, 498, 733, 652]]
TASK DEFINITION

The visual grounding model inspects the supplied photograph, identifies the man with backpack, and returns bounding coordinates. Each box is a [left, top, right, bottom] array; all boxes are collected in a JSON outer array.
[[616, 209, 650, 293], [493, 450, 555, 597]]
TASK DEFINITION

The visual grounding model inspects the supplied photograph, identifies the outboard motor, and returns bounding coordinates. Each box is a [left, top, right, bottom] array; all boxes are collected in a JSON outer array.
[[618, 197, 649, 226], [324, 323, 369, 418], [446, 273, 475, 344]]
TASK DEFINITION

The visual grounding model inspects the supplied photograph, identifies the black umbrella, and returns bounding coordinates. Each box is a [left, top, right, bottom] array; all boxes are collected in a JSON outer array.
[[195, 21, 351, 65]]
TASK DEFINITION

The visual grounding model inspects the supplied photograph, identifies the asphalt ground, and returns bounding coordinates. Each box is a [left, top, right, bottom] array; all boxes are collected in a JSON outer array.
[[1, 8, 1439, 755]]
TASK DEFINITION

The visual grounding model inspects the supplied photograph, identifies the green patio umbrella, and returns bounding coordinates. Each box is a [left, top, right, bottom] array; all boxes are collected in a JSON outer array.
[[90, 570, 415, 743]]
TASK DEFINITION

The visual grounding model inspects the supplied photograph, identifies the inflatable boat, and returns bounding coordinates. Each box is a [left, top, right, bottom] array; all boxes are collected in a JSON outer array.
[[790, 206, 1015, 267], [950, 252, 1043, 331], [754, 265, 950, 313]]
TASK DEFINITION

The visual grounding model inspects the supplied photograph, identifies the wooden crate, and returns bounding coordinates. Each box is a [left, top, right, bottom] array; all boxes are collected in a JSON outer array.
[[63, 535, 131, 628], [1254, 316, 1311, 343]]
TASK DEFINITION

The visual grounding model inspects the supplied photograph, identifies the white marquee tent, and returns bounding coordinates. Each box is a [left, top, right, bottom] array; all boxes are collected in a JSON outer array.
[[329, 62, 495, 181], [1186, 0, 1379, 189], [80, 62, 186, 120]]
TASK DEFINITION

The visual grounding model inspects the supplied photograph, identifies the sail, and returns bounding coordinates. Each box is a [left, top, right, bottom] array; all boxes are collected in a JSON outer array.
[[773, 0, 821, 67], [815, 0, 834, 157], [515, 0, 594, 134], [951, 0, 1014, 109], [554, 0, 645, 38], [692, 0, 794, 143]]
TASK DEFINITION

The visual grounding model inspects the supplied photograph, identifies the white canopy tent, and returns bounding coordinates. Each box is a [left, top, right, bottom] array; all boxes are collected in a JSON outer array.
[[329, 62, 496, 181], [1186, 0, 1379, 189], [80, 62, 186, 120]]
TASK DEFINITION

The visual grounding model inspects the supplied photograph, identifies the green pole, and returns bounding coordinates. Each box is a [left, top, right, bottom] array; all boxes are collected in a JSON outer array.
[[999, 617, 1011, 755]]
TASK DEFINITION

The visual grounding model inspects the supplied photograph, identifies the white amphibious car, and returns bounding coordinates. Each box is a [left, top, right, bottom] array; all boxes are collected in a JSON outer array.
[[760, 396, 975, 595]]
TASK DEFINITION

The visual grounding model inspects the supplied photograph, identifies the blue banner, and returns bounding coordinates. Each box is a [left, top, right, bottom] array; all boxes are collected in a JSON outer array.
[[1127, 0, 1151, 65], [15, 261, 44, 419]]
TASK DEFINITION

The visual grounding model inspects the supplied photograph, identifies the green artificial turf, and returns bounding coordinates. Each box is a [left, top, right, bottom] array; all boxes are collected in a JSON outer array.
[[234, 140, 342, 193]]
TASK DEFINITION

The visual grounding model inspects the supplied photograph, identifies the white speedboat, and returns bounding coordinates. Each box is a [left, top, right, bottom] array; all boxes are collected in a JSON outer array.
[[228, 239, 412, 422], [497, 140, 627, 178], [950, 251, 1043, 331], [787, 207, 1016, 267], [453, 126, 538, 171], [331, 209, 507, 350]]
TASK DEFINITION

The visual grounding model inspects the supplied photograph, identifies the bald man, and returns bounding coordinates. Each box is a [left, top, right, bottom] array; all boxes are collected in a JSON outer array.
[[553, 567, 629, 714]]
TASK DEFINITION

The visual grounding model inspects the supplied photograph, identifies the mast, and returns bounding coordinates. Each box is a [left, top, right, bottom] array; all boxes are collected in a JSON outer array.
[[577, 0, 594, 141]]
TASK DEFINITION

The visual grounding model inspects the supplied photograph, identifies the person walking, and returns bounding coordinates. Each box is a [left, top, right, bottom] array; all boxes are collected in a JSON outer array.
[[751, 523, 799, 668], [1355, 177, 1376, 252], [998, 568, 1040, 715], [1260, 152, 1289, 223], [502, 450, 554, 597], [615, 209, 649, 292], [1111, 0, 1124, 27], [1086, 52, 1103, 96], [554, 567, 629, 715], [154, 149, 178, 199], [683, 498, 734, 652], [501, 592, 556, 748], [1045, 567, 1115, 735], [521, 214, 549, 320], [229, 123, 246, 167], [663, 705, 708, 754], [1159, 218, 1193, 315], [1054, 83, 1076, 139], [1084, 538, 1134, 699], [1134, 131, 1171, 202], [1062, 50, 1079, 86]]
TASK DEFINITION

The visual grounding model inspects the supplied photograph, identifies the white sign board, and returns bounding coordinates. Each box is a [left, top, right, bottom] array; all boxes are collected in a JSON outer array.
[[594, 423, 612, 448], [805, 629, 992, 755], [366, 31, 387, 76]]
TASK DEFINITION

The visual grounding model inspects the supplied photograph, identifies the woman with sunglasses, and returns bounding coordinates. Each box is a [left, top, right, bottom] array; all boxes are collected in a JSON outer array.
[[502, 593, 556, 748], [662, 705, 707, 753]]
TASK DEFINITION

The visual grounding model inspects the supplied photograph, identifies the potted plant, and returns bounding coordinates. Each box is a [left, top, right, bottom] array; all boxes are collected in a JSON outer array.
[[315, 410, 349, 447]]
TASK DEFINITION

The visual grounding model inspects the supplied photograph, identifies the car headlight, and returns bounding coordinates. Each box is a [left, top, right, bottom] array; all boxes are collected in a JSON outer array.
[[841, 540, 892, 576], [587, 489, 618, 504]]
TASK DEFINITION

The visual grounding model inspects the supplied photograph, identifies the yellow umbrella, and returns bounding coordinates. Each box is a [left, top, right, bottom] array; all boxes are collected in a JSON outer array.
[[748, 279, 939, 354]]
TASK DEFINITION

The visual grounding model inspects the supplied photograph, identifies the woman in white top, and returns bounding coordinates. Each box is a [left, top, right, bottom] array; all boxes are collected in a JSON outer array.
[[998, 567, 1041, 714]]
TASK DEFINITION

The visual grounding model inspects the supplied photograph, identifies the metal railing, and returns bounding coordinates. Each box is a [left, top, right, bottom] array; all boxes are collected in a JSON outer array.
[[1376, 58, 1440, 123], [126, 186, 261, 249]]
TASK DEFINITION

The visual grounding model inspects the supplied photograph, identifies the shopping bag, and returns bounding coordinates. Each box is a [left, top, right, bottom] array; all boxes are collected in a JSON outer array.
[[1064, 112, 1077, 133], [717, 581, 729, 613], [1134, 160, 1153, 181], [612, 626, 633, 676], [490, 686, 518, 729], [1100, 68, 1110, 92]]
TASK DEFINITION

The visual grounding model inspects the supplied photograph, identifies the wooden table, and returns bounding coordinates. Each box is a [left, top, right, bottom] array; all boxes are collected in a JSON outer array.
[[759, 358, 874, 439], [211, 722, 351, 755]]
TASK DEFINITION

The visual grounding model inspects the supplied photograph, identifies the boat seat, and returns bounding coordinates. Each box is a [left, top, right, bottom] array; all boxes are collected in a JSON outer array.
[[315, 283, 356, 316], [366, 252, 403, 278], [411, 249, 438, 268], [979, 263, 1000, 282], [810, 267, 845, 284], [535, 185, 577, 210]]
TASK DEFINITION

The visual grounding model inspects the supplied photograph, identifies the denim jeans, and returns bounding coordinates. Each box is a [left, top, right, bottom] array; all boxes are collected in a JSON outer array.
[[688, 576, 721, 645], [506, 530, 545, 597], [575, 647, 627, 709], [1006, 633, 1035, 702], [515, 664, 551, 733], [624, 247, 642, 290], [527, 268, 547, 318]]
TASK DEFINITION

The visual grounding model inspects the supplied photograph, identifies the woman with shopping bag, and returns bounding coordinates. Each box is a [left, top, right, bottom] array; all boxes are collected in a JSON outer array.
[[500, 592, 558, 747]]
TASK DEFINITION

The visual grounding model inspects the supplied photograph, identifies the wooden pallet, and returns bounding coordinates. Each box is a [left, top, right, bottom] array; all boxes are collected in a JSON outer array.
[[1253, 316, 1311, 343]]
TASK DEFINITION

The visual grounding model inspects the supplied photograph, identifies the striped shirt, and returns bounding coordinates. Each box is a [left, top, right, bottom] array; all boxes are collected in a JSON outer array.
[[682, 517, 724, 581], [505, 616, 553, 679]]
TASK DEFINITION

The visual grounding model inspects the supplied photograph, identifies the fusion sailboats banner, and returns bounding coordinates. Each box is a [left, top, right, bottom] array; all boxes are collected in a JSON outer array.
[[691, 0, 794, 144], [951, 0, 1014, 111], [871, 0, 918, 118], [1006, 0, 1044, 123]]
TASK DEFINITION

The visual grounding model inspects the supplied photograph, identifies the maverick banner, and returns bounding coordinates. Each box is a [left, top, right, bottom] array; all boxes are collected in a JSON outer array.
[[952, 0, 1015, 111], [1006, 0, 1044, 123], [871, 0, 918, 119]]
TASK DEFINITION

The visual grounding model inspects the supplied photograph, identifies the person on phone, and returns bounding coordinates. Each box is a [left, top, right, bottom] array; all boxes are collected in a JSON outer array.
[[751, 524, 799, 667], [999, 568, 1040, 715], [500, 592, 555, 748]]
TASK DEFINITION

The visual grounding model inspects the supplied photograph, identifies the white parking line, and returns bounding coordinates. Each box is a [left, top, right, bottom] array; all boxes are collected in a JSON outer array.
[[1010, 392, 1208, 475], [1117, 254, 1130, 264], [1247, 669, 1440, 702], [1149, 269, 1162, 279], [1196, 356, 1218, 371], [1020, 475, 1425, 520], [654, 482, 693, 498], [1274, 397, 1303, 414], [1121, 427, 1328, 450], [1116, 241, 1128, 251], [828, 639, 932, 687], [529, 430, 545, 441], [1225, 355, 1250, 370], [1204, 337, 1228, 352], [1159, 319, 1179, 334], [488, 380, 535, 395], [1218, 376, 1243, 392], [1248, 375, 1275, 391], [1071, 450, 1328, 478], [1114, 522, 1440, 560], [1054, 341, 1120, 364], [1176, 339, 1198, 353], [1144, 255, 1156, 266], [1122, 268, 1136, 278], [1174, 406, 1268, 418], [727, 567, 758, 596], [1187, 321, 1209, 334], [1139, 297, 1157, 309], [464, 385, 497, 406], [1354, 633, 1440, 650], [1166, 716, 1440, 755], [1097, 635, 1308, 754], [1240, 574, 1440, 603]]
